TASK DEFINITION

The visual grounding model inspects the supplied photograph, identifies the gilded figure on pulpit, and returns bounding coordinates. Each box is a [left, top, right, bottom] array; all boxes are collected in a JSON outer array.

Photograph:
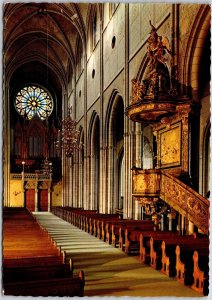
[[130, 21, 174, 104]]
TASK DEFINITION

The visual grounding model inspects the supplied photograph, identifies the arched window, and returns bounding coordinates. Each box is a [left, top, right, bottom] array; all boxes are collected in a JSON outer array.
[[88, 6, 100, 54], [15, 85, 53, 120]]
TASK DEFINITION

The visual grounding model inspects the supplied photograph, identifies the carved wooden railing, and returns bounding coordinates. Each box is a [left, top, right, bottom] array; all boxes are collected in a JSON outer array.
[[132, 168, 209, 234], [132, 168, 161, 196], [11, 173, 51, 181]]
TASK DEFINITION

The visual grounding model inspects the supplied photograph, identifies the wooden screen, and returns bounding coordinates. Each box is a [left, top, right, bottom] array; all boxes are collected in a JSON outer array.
[[39, 190, 48, 211], [25, 189, 35, 212]]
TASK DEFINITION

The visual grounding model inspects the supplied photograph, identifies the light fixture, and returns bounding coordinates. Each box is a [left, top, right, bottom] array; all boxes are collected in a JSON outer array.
[[42, 157, 52, 177], [56, 107, 80, 157], [22, 161, 25, 174]]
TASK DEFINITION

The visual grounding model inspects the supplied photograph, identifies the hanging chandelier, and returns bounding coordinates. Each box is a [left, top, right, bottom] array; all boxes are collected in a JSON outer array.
[[41, 157, 52, 177], [56, 107, 80, 157]]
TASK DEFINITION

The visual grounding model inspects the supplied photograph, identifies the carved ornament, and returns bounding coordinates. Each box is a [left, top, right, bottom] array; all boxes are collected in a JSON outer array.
[[160, 171, 209, 234], [125, 22, 192, 124], [132, 168, 161, 196], [38, 181, 51, 189], [25, 181, 37, 189], [158, 122, 181, 168], [132, 167, 209, 234]]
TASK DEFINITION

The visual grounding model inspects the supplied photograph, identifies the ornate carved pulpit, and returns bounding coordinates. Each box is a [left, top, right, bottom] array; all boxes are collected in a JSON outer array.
[[125, 21, 209, 233]]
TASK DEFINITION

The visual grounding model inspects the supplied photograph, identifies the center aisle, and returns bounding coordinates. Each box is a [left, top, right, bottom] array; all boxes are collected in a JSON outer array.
[[33, 212, 202, 297]]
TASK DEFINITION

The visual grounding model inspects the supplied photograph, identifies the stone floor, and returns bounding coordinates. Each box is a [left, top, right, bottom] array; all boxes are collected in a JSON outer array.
[[33, 212, 203, 298]]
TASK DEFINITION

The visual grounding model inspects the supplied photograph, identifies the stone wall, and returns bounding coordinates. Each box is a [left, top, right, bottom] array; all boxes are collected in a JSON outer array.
[[67, 3, 210, 216], [9, 180, 24, 207], [52, 181, 62, 207]]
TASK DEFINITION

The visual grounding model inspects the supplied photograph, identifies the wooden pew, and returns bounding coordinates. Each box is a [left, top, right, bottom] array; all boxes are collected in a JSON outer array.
[[86, 214, 119, 240], [99, 216, 121, 241], [109, 220, 155, 248], [3, 208, 85, 297], [119, 226, 155, 251], [175, 240, 209, 287], [3, 255, 65, 268], [160, 235, 200, 277], [3, 258, 73, 283], [191, 249, 209, 296], [123, 222, 156, 254], [138, 231, 175, 264], [80, 211, 98, 231], [149, 233, 181, 270], [139, 231, 177, 264], [3, 270, 85, 297]]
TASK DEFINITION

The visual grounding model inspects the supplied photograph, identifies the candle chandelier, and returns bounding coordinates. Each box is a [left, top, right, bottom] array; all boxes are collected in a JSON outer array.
[[56, 107, 80, 157], [41, 157, 52, 177]]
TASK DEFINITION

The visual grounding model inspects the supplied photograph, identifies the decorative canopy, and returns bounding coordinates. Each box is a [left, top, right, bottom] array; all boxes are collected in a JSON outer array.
[[15, 85, 53, 120]]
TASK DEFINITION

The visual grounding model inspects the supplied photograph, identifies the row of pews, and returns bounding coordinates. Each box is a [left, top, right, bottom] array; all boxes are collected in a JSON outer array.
[[52, 206, 209, 296], [3, 207, 85, 296]]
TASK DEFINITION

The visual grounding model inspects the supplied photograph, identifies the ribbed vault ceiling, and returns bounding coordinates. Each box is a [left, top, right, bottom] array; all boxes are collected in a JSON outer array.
[[4, 3, 89, 88]]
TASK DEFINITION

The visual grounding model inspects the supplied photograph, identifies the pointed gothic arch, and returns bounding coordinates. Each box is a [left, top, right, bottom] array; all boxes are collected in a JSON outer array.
[[78, 126, 84, 208], [88, 111, 100, 210], [182, 5, 211, 100], [105, 90, 124, 213]]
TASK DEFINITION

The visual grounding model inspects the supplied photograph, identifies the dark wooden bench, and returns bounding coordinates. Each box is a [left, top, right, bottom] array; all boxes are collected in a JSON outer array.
[[90, 215, 119, 240], [3, 258, 73, 283], [175, 239, 209, 287], [3, 208, 85, 297], [119, 225, 155, 251], [149, 233, 182, 270], [80, 211, 98, 231], [123, 222, 156, 254], [108, 220, 155, 248], [191, 249, 209, 296], [160, 235, 199, 277], [3, 270, 85, 297], [138, 231, 175, 264], [3, 255, 66, 268], [97, 216, 119, 241], [74, 210, 97, 228]]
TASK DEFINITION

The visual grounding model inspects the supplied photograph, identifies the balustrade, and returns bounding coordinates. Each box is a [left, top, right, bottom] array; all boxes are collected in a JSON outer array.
[[132, 168, 209, 234]]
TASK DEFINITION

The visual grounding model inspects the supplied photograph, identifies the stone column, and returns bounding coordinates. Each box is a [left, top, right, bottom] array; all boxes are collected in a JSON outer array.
[[69, 157, 73, 207], [83, 40, 88, 211], [123, 132, 128, 219], [3, 84, 10, 207], [62, 91, 68, 207], [73, 152, 79, 208], [167, 210, 177, 231], [99, 10, 105, 214], [141, 206, 144, 220], [134, 123, 142, 219], [102, 147, 108, 213], [188, 221, 194, 235], [90, 154, 95, 210], [127, 126, 135, 219], [34, 188, 38, 212], [48, 188, 51, 212], [167, 214, 173, 231], [181, 215, 185, 235], [78, 147, 83, 208], [134, 201, 141, 220], [160, 214, 164, 231], [107, 146, 115, 213], [135, 123, 142, 168], [22, 171, 25, 206], [83, 155, 89, 210]]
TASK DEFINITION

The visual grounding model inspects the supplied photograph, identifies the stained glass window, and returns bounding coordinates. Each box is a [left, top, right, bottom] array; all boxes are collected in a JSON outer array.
[[15, 85, 53, 120]]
